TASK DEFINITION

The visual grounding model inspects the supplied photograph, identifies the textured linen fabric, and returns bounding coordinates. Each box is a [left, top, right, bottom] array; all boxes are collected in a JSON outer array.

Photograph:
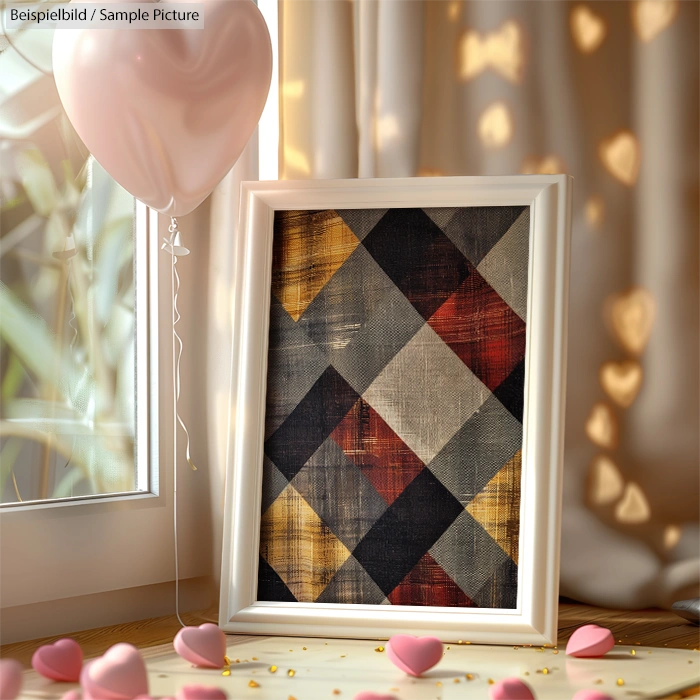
[[257, 206, 529, 608]]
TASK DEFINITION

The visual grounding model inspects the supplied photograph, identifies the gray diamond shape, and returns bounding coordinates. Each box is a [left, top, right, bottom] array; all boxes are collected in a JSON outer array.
[[477, 208, 530, 322], [291, 437, 388, 550], [316, 554, 389, 605], [265, 300, 329, 438], [426, 394, 522, 507], [429, 509, 512, 602], [298, 245, 426, 395], [336, 209, 388, 241]]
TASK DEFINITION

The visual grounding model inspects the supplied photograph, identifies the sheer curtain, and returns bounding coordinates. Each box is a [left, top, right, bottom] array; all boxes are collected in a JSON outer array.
[[209, 0, 699, 608]]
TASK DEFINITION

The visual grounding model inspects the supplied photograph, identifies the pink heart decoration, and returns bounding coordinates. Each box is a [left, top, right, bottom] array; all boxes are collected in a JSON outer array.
[[173, 624, 227, 669], [489, 678, 536, 700], [81, 644, 148, 700], [353, 693, 398, 700], [565, 624, 615, 658], [571, 691, 613, 700], [0, 659, 23, 700], [32, 638, 83, 682], [52, 0, 272, 218], [385, 635, 442, 677], [176, 686, 227, 700]]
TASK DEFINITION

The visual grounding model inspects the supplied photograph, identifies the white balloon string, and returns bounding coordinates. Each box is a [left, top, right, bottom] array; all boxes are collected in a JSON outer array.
[[162, 216, 195, 629]]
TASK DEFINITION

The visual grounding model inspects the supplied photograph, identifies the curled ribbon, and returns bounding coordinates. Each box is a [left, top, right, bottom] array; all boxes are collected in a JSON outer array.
[[162, 218, 197, 472], [458, 20, 525, 83]]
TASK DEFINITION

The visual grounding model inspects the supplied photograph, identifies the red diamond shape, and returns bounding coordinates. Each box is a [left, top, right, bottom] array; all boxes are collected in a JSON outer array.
[[331, 398, 424, 506], [428, 269, 526, 391], [387, 552, 477, 607]]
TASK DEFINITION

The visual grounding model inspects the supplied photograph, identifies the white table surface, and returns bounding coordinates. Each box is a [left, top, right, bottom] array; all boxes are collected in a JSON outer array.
[[18, 635, 700, 700]]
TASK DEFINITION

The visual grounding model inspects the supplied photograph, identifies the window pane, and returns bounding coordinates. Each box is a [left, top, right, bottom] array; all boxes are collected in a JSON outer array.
[[0, 27, 140, 503]]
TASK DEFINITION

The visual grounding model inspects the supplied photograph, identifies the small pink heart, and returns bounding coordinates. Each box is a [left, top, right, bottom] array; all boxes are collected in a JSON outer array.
[[81, 644, 148, 699], [571, 691, 613, 700], [489, 678, 535, 700], [0, 659, 23, 700], [173, 624, 227, 669], [565, 624, 615, 658], [176, 685, 227, 700], [32, 638, 83, 682], [385, 635, 442, 677], [353, 694, 398, 700]]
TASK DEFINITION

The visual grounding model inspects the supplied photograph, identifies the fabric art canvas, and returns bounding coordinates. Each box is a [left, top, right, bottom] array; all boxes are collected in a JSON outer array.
[[257, 205, 529, 609]]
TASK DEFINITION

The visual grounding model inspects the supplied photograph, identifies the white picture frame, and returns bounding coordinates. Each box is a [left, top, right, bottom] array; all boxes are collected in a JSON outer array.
[[219, 175, 572, 645]]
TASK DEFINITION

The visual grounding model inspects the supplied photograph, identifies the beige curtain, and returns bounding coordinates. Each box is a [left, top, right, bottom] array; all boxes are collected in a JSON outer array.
[[208, 0, 699, 609]]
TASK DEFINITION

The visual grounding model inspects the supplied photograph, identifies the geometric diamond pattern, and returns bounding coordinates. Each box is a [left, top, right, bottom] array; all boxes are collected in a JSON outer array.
[[259, 206, 529, 609]]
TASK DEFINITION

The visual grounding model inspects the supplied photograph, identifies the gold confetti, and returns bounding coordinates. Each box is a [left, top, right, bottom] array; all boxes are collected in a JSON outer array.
[[235, 659, 241, 663], [288, 696, 297, 700], [488, 678, 495, 685], [287, 669, 296, 677], [631, 649, 636, 655], [224, 656, 231, 665], [375, 646, 385, 652], [269, 665, 278, 673], [466, 673, 474, 680], [553, 650, 559, 654], [222, 670, 231, 677], [458, 640, 464, 645], [302, 647, 307, 651], [617, 678, 625, 686], [513, 646, 520, 650], [332, 690, 341, 696], [252, 657, 258, 660], [446, 645, 451, 650], [436, 682, 442, 687], [248, 680, 260, 688], [340, 655, 346, 658], [454, 678, 460, 683], [594, 679, 603, 684]]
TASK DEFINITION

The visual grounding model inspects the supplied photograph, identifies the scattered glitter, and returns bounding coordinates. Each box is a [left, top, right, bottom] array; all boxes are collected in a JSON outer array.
[[542, 668, 550, 675], [302, 647, 307, 651], [224, 656, 231, 665], [288, 696, 297, 700], [436, 682, 442, 687], [158, 675, 168, 678], [332, 690, 341, 695], [594, 679, 603, 684], [552, 650, 559, 654], [248, 680, 259, 688], [289, 650, 293, 652], [252, 657, 258, 661], [222, 670, 231, 677], [287, 669, 296, 677], [375, 646, 385, 653], [453, 678, 460, 683], [618, 639, 622, 643], [536, 648, 544, 652], [617, 678, 625, 686], [488, 678, 495, 684], [690, 660, 695, 664], [465, 641, 471, 645], [446, 646, 451, 650], [235, 659, 241, 664], [631, 649, 636, 656], [524, 672, 530, 676], [458, 640, 464, 645], [340, 655, 347, 658], [466, 674, 474, 681], [269, 666, 278, 673], [513, 646, 520, 650]]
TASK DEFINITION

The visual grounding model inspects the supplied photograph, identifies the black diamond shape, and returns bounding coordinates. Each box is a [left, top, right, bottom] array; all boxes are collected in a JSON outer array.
[[362, 208, 473, 320], [257, 555, 297, 602], [492, 358, 525, 423], [265, 365, 360, 481], [351, 468, 464, 596]]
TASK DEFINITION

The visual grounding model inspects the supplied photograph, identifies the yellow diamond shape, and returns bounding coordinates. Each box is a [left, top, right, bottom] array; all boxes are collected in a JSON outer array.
[[260, 484, 351, 601], [271, 210, 360, 321], [466, 450, 521, 564]]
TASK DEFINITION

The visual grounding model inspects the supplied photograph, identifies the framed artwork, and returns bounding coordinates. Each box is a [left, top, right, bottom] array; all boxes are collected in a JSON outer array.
[[219, 176, 572, 645]]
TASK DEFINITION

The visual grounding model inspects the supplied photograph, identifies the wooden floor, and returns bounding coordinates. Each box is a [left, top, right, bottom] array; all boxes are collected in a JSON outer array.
[[2, 602, 699, 697]]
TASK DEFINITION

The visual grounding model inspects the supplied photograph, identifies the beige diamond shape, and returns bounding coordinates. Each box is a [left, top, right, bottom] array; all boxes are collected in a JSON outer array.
[[272, 210, 360, 321], [260, 483, 351, 602], [466, 450, 522, 564]]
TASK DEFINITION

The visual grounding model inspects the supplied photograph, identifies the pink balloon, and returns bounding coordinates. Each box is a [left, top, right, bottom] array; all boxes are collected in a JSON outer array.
[[52, 0, 272, 218]]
